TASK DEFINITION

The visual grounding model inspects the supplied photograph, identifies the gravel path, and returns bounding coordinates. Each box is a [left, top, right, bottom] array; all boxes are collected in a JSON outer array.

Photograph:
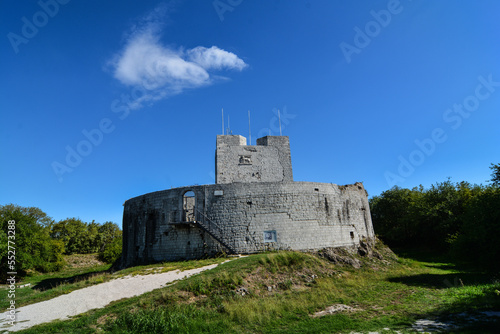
[[0, 262, 226, 332], [3, 258, 498, 333]]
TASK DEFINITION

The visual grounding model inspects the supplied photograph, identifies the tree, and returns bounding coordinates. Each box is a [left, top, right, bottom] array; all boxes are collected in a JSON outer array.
[[452, 186, 500, 270], [490, 163, 500, 187], [98, 222, 122, 263], [370, 186, 424, 247], [370, 181, 483, 251], [0, 204, 65, 278], [0, 228, 7, 271], [370, 174, 500, 271], [99, 237, 122, 264], [86, 221, 100, 253], [50, 218, 89, 254], [50, 219, 122, 260]]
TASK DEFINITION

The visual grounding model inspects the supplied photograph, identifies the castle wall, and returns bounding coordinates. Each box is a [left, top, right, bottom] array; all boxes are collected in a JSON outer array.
[[122, 181, 374, 267], [215, 135, 293, 184]]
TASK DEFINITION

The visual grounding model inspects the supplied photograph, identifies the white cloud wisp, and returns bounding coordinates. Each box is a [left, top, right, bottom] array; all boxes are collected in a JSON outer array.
[[110, 29, 247, 109]]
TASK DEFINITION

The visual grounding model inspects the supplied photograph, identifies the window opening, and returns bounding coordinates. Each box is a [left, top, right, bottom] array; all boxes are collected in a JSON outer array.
[[183, 191, 196, 222]]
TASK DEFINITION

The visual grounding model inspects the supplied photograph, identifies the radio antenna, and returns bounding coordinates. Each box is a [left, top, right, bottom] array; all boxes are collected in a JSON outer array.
[[221, 108, 224, 135], [278, 109, 282, 136], [248, 110, 251, 145]]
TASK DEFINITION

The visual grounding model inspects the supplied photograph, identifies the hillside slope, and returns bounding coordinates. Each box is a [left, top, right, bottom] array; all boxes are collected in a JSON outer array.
[[8, 240, 500, 334]]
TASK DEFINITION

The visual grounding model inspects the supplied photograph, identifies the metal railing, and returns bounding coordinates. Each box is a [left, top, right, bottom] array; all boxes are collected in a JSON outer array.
[[194, 208, 236, 254]]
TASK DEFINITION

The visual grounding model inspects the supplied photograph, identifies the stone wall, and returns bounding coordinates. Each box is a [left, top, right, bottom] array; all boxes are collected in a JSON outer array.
[[215, 135, 293, 184], [122, 181, 374, 267]]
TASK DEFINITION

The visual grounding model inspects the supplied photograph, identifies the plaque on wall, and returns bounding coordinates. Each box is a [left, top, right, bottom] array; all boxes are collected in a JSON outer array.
[[263, 230, 277, 243], [239, 155, 252, 165]]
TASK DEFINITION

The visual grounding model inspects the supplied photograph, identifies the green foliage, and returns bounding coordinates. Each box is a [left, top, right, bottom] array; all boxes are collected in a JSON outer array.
[[0, 204, 123, 278], [108, 306, 231, 334], [86, 221, 100, 253], [442, 282, 500, 311], [0, 228, 7, 266], [99, 234, 122, 264], [370, 178, 500, 271], [0, 257, 227, 310], [97, 221, 122, 263], [182, 270, 244, 296], [451, 186, 500, 270], [490, 163, 500, 187], [51, 218, 92, 254], [98, 222, 122, 252], [51, 219, 122, 263], [0, 204, 66, 278], [258, 251, 316, 273], [369, 186, 422, 247], [7, 251, 500, 333]]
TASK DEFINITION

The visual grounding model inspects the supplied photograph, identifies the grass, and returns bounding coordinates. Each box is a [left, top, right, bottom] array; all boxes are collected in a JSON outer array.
[[0, 254, 111, 310], [3, 243, 500, 333], [0, 253, 227, 310]]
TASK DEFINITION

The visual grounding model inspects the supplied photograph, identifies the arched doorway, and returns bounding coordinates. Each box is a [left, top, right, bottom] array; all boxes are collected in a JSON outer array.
[[182, 191, 196, 222]]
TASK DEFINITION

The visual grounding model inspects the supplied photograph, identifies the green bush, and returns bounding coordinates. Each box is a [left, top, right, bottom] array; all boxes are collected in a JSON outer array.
[[451, 187, 500, 270], [0, 204, 66, 278], [0, 204, 124, 276], [370, 177, 500, 271], [50, 218, 91, 254], [99, 236, 122, 263], [50, 218, 122, 265]]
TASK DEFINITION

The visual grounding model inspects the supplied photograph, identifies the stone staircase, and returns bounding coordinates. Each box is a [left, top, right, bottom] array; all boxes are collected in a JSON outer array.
[[194, 208, 236, 254]]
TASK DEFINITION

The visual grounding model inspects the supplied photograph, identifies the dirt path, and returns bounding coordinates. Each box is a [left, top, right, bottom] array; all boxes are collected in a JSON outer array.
[[0, 261, 227, 332]]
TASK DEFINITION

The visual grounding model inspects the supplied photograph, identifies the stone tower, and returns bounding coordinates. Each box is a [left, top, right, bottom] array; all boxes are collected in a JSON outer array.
[[215, 135, 293, 184], [121, 134, 374, 267]]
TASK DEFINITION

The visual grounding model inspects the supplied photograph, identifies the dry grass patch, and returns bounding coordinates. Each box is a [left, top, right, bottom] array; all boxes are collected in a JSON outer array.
[[64, 253, 106, 269], [311, 304, 361, 318]]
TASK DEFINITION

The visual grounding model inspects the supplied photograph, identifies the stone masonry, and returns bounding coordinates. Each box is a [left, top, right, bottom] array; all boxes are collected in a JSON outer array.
[[215, 135, 293, 184], [122, 135, 374, 267]]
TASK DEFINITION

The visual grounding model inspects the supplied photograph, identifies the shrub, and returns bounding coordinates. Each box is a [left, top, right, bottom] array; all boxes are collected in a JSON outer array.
[[370, 179, 500, 271], [0, 204, 66, 278], [99, 236, 122, 263]]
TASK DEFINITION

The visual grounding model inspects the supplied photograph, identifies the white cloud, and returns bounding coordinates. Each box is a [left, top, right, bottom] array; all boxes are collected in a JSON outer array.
[[109, 17, 247, 109], [187, 46, 247, 71], [112, 31, 210, 91]]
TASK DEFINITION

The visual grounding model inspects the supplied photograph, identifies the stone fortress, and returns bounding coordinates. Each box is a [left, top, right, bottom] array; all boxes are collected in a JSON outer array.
[[122, 134, 374, 267]]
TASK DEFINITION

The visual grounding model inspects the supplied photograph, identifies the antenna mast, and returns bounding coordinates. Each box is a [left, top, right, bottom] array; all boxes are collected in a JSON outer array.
[[278, 109, 282, 136], [221, 108, 224, 135], [248, 110, 251, 145]]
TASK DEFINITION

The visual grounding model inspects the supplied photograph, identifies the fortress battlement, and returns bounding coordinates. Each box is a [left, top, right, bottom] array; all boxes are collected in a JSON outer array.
[[122, 135, 374, 267]]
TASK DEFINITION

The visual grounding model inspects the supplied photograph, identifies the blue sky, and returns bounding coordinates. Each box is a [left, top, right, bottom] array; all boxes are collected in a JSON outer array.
[[1, 0, 499, 227]]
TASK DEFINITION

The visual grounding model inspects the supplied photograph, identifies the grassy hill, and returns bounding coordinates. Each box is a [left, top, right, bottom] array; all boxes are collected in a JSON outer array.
[[4, 241, 500, 333]]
